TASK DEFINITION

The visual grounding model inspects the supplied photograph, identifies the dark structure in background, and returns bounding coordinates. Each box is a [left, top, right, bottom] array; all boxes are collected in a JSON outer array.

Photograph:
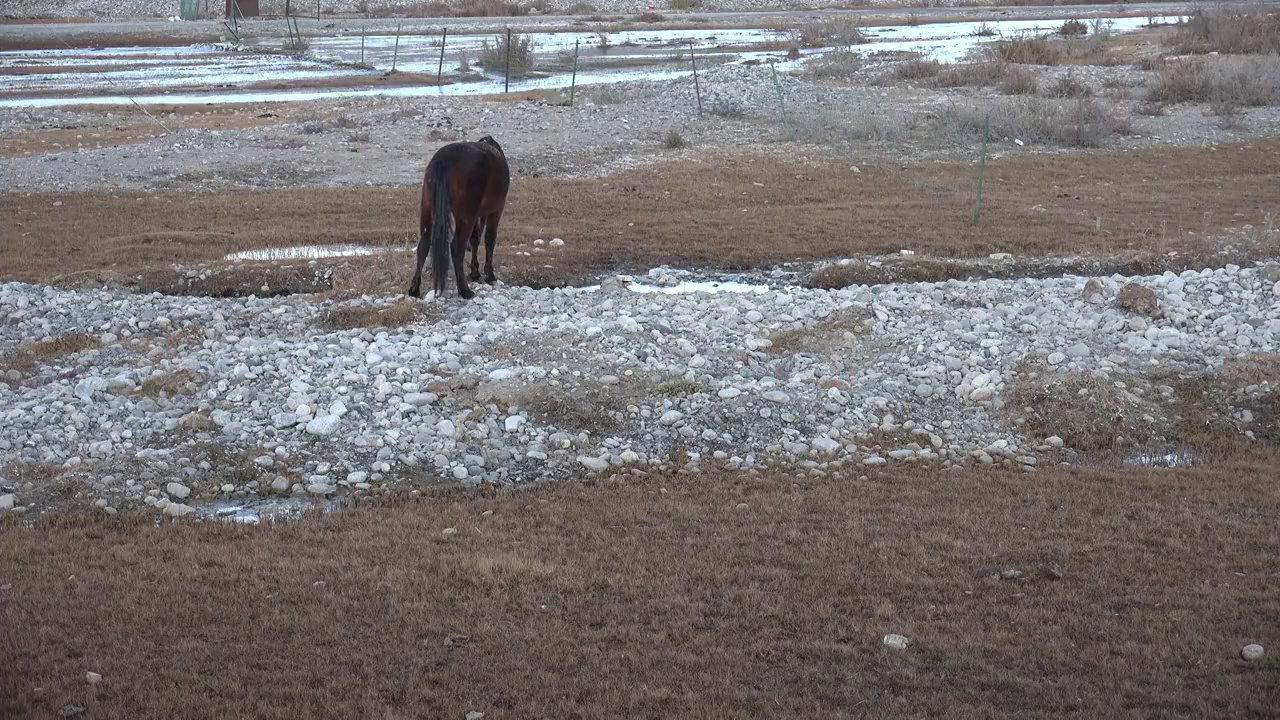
[[227, 0, 260, 17]]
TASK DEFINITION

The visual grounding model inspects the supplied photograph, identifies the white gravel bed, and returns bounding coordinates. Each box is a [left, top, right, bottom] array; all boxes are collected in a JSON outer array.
[[1, 261, 1277, 518]]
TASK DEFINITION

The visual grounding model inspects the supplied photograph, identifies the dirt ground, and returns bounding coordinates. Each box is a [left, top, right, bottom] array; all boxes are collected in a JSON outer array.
[[4, 140, 1278, 293], [2, 463, 1277, 719]]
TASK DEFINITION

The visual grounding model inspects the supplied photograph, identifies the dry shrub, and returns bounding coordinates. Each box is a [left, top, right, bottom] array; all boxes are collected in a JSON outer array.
[[661, 129, 686, 149], [988, 33, 1063, 65], [635, 11, 664, 22], [1134, 100, 1168, 116], [320, 300, 428, 331], [0, 332, 101, 373], [767, 309, 873, 354], [1147, 56, 1280, 107], [479, 31, 536, 75], [1004, 364, 1165, 451], [1058, 18, 1088, 37], [137, 368, 198, 398], [1044, 70, 1093, 98], [936, 97, 1131, 148], [792, 17, 867, 48], [891, 58, 942, 81], [970, 22, 996, 37], [1169, 6, 1280, 55], [1167, 354, 1280, 453], [933, 60, 1007, 87], [999, 66, 1039, 95], [505, 382, 630, 435], [804, 48, 863, 80]]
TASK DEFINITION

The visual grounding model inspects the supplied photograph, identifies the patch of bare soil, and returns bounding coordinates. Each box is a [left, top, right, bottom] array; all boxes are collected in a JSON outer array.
[[3, 141, 1278, 292], [1, 464, 1278, 718]]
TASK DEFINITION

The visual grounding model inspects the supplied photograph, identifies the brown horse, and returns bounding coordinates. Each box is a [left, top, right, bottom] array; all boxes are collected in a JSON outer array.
[[408, 135, 510, 300]]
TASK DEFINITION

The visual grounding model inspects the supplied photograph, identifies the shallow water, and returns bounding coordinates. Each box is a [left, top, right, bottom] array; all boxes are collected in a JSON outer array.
[[224, 244, 389, 261], [0, 14, 1182, 108], [192, 495, 343, 523]]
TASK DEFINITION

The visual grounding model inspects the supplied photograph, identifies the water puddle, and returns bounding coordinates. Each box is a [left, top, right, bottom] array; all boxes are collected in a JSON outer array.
[[1125, 451, 1197, 468], [224, 244, 390, 261], [193, 495, 346, 523], [0, 14, 1182, 108]]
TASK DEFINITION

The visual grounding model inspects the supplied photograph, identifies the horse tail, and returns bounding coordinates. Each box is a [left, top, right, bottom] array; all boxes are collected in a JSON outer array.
[[429, 160, 452, 297]]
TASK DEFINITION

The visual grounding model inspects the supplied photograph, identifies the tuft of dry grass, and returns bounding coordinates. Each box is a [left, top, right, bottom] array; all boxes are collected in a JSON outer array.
[[1044, 70, 1093, 98], [803, 48, 863, 80], [3, 464, 1280, 717], [766, 309, 873, 354], [932, 60, 1008, 87], [1169, 6, 1280, 56], [319, 299, 429, 331], [0, 332, 100, 374], [1058, 18, 1088, 36], [998, 65, 1039, 94], [478, 31, 536, 75], [792, 16, 867, 48], [1005, 362, 1165, 451], [634, 11, 665, 22], [891, 58, 942, 81], [1147, 56, 1280, 107], [988, 32, 1063, 65], [661, 129, 686, 149], [136, 368, 198, 398], [936, 97, 1131, 148]]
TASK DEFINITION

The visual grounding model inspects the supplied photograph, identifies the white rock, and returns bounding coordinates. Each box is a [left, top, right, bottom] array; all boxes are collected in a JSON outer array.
[[659, 410, 684, 426], [436, 419, 458, 437], [578, 456, 610, 472], [404, 392, 435, 407], [165, 482, 191, 500], [718, 387, 741, 399], [0, 494, 13, 511], [1241, 644, 1265, 661], [85, 672, 102, 685], [163, 503, 194, 517], [762, 390, 790, 403], [306, 415, 341, 436], [505, 415, 526, 433]]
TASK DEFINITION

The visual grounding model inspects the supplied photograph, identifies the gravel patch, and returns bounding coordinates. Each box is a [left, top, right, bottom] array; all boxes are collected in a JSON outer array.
[[2, 262, 1277, 517]]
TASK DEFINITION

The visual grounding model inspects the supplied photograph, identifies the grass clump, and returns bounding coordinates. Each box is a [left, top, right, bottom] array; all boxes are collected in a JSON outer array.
[[804, 49, 863, 80], [1044, 70, 1093, 98], [999, 66, 1039, 95], [1147, 56, 1280, 107], [1169, 7, 1280, 55], [662, 129, 687, 149], [320, 300, 427, 331], [988, 33, 1062, 65], [937, 97, 1132, 148], [478, 30, 536, 75], [792, 17, 867, 48], [0, 332, 101, 374]]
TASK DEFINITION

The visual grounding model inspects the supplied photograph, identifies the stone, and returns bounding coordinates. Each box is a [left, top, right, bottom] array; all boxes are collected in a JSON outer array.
[[883, 634, 910, 650], [735, 502, 749, 511], [404, 392, 435, 407], [1241, 644, 1265, 661], [1082, 278, 1105, 304], [442, 527, 459, 536], [659, 410, 684, 426], [505, 415, 525, 433], [307, 482, 335, 495], [718, 387, 741, 399], [85, 672, 101, 685], [165, 482, 191, 500], [762, 390, 790, 403], [305, 415, 341, 436], [578, 456, 610, 472], [163, 503, 194, 518], [0, 494, 13, 511], [270, 476, 291, 493], [1045, 435, 1065, 448], [1116, 283, 1161, 317]]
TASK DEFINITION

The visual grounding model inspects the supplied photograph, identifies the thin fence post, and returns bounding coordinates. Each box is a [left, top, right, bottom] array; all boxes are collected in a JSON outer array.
[[769, 61, 791, 140], [391, 21, 401, 73], [360, 23, 365, 65], [437, 28, 448, 84], [689, 39, 701, 116], [316, 0, 320, 21], [974, 112, 991, 225], [569, 39, 579, 107], [504, 27, 512, 93]]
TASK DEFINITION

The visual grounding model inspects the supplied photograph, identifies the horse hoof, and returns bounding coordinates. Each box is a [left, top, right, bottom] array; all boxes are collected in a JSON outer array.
[[485, 275, 496, 285], [469, 272, 481, 282], [407, 287, 420, 299]]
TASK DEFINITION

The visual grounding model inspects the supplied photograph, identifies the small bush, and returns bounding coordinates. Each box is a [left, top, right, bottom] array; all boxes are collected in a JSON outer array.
[[1148, 57, 1280, 107], [999, 66, 1039, 95], [793, 17, 866, 48], [478, 30, 535, 75], [662, 129, 686, 148], [933, 61, 1006, 88], [1058, 19, 1088, 36], [989, 33, 1062, 65], [971, 22, 996, 37], [804, 49, 862, 80], [347, 130, 371, 143], [709, 101, 746, 119], [892, 58, 942, 81], [1044, 70, 1093, 98], [1169, 7, 1280, 55], [635, 11, 664, 22], [936, 97, 1131, 148], [1134, 100, 1168, 116], [1212, 100, 1247, 130]]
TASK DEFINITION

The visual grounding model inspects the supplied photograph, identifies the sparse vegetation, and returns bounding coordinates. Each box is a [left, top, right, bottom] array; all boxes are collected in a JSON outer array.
[[970, 22, 996, 37], [1058, 19, 1087, 36], [1169, 6, 1280, 56], [792, 17, 867, 49], [320, 300, 426, 331], [1147, 56, 1280, 107], [662, 129, 686, 149], [988, 32, 1062, 65], [478, 30, 536, 75], [803, 48, 863, 80], [891, 58, 942, 82], [998, 66, 1039, 95], [635, 11, 665, 23], [1044, 70, 1093, 98], [937, 97, 1132, 148], [0, 331, 100, 374], [709, 100, 746, 119]]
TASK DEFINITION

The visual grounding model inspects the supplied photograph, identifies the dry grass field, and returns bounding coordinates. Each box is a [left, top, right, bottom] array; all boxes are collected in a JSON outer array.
[[2, 462, 1279, 719]]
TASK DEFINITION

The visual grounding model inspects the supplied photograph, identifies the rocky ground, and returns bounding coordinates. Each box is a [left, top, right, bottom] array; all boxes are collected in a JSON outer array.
[[2, 261, 1278, 519]]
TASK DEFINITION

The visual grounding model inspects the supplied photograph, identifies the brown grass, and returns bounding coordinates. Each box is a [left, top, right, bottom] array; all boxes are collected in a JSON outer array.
[[4, 142, 1280, 291], [0, 332, 101, 374], [988, 33, 1063, 65], [2, 464, 1279, 717], [319, 299, 430, 331], [1147, 56, 1280, 107], [1169, 6, 1280, 55], [766, 308, 873, 353]]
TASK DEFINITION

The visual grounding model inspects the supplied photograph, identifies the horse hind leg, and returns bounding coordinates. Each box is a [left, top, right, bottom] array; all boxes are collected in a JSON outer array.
[[452, 216, 478, 300], [482, 212, 501, 285], [469, 220, 484, 283], [408, 209, 431, 298]]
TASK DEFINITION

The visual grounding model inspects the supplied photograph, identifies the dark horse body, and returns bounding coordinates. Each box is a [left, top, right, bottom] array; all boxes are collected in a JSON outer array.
[[408, 135, 510, 300]]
